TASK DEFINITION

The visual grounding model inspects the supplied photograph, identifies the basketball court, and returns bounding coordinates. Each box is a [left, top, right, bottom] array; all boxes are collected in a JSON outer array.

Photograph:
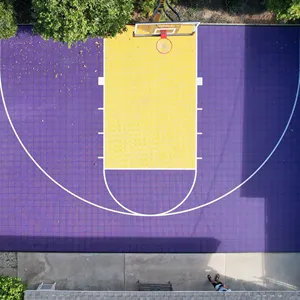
[[105, 23, 198, 169], [0, 24, 300, 253]]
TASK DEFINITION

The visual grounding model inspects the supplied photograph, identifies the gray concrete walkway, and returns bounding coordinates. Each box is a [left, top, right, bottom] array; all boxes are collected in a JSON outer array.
[[24, 291, 300, 300], [0, 252, 17, 277], [1, 252, 298, 292]]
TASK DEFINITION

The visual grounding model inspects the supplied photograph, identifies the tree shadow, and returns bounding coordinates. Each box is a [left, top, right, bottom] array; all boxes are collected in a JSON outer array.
[[0, 236, 221, 253]]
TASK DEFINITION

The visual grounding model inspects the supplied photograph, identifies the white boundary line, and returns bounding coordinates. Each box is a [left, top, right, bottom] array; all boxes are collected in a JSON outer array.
[[0, 30, 299, 217], [102, 28, 199, 215], [166, 30, 300, 216], [102, 35, 140, 215], [104, 168, 196, 170], [103, 169, 197, 215]]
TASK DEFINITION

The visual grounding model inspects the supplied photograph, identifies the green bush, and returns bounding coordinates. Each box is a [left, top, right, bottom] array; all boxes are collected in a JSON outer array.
[[0, 275, 26, 300], [32, 0, 134, 47], [267, 0, 300, 22], [0, 0, 18, 39]]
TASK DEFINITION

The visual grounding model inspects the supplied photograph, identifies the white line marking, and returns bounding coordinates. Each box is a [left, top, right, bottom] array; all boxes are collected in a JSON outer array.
[[140, 27, 200, 215], [166, 32, 300, 216], [98, 107, 103, 110], [1, 32, 299, 217], [104, 168, 196, 170], [98, 156, 103, 159], [197, 108, 203, 110], [102, 29, 138, 216], [197, 157, 203, 160], [103, 39, 106, 172], [103, 169, 197, 215], [0, 42, 132, 216], [98, 77, 104, 85], [195, 27, 198, 174], [104, 28, 300, 217], [197, 77, 203, 86], [197, 132, 203, 135], [98, 132, 103, 135]]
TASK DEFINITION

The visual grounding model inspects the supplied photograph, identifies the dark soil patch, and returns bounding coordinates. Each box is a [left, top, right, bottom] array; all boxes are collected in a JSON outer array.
[[13, 0, 33, 24]]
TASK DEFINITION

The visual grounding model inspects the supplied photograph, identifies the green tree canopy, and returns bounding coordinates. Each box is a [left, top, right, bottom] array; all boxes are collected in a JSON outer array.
[[268, 0, 300, 22], [0, 0, 17, 39], [32, 0, 134, 46]]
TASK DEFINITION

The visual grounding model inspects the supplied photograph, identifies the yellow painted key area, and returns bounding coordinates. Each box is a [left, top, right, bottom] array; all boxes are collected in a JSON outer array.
[[105, 26, 197, 169]]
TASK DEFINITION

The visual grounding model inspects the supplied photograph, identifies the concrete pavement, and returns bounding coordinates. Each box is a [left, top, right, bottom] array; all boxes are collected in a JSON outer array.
[[0, 252, 17, 277], [24, 291, 300, 300], [11, 253, 299, 291]]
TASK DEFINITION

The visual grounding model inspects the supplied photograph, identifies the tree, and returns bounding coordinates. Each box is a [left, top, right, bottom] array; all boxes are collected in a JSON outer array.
[[267, 0, 300, 22], [32, 0, 134, 47], [0, 0, 17, 39]]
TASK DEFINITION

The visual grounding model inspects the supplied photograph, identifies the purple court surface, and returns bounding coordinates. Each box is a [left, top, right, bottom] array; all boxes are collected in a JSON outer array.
[[0, 25, 300, 253]]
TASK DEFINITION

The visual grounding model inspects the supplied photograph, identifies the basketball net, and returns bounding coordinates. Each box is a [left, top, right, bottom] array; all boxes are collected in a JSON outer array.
[[156, 30, 173, 54]]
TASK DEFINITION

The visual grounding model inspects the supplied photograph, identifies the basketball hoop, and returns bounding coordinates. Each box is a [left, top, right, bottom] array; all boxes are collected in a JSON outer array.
[[160, 29, 168, 39], [156, 30, 173, 54]]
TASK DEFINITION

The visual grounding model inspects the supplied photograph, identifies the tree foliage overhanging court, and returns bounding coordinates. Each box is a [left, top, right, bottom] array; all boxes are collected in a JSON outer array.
[[32, 0, 134, 46], [0, 0, 135, 43], [0, 0, 17, 39], [0, 0, 299, 42]]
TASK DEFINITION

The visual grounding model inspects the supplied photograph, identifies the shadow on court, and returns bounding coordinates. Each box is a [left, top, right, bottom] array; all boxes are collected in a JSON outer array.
[[1, 26, 300, 257], [241, 26, 300, 252], [241, 25, 300, 289], [0, 236, 221, 253], [242, 26, 300, 252]]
